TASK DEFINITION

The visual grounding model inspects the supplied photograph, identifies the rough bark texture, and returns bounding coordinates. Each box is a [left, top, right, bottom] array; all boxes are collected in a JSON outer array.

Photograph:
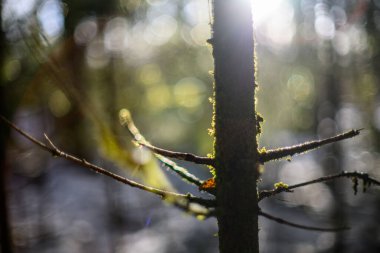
[[212, 0, 259, 252]]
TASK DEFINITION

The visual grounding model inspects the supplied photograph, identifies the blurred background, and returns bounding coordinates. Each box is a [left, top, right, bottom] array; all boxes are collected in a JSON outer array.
[[1, 0, 380, 252]]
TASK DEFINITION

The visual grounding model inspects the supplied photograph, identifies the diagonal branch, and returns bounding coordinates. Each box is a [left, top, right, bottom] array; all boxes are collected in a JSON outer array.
[[259, 210, 349, 232], [259, 171, 380, 201], [119, 109, 215, 166], [155, 154, 203, 187], [0, 115, 216, 208], [173, 202, 214, 219], [141, 143, 215, 166], [259, 129, 362, 163]]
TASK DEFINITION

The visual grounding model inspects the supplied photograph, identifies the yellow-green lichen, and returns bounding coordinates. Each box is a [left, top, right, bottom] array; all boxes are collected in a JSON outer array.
[[274, 181, 289, 190], [259, 147, 267, 154]]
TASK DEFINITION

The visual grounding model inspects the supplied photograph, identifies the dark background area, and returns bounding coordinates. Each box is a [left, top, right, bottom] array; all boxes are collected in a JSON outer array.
[[1, 0, 380, 252]]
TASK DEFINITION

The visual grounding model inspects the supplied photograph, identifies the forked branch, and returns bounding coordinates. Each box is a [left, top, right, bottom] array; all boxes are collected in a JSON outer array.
[[259, 171, 380, 201], [0, 115, 215, 209], [259, 210, 349, 232], [119, 109, 215, 166], [259, 129, 362, 163]]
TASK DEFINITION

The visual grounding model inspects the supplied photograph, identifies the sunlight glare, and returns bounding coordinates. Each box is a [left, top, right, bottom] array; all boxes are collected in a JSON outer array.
[[3, 0, 37, 19], [252, 0, 285, 26], [252, 0, 295, 49]]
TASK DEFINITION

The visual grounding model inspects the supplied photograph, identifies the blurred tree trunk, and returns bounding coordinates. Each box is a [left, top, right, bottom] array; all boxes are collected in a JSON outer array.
[[51, 0, 118, 155], [367, 0, 380, 145], [362, 1, 380, 251], [0, 4, 14, 252], [316, 54, 347, 252], [212, 0, 259, 252]]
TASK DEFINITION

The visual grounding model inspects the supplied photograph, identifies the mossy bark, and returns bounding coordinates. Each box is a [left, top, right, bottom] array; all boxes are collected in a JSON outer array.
[[212, 0, 259, 252]]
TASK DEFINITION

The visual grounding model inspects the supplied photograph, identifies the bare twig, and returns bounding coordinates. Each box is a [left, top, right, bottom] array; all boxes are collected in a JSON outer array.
[[156, 154, 203, 187], [259, 171, 380, 201], [0, 115, 215, 208], [141, 143, 215, 166], [174, 202, 215, 219], [0, 115, 53, 153], [259, 129, 362, 163], [259, 210, 349, 232], [119, 109, 215, 166]]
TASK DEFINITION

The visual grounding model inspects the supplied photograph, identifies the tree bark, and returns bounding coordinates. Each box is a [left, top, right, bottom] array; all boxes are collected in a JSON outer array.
[[212, 0, 259, 252], [0, 5, 14, 252]]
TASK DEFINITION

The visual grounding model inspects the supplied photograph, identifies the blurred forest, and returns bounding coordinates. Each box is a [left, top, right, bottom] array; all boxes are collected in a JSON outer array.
[[1, 0, 380, 252]]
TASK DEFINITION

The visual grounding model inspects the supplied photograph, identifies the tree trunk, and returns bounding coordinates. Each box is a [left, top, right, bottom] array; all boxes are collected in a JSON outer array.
[[212, 1, 259, 253], [0, 5, 14, 252]]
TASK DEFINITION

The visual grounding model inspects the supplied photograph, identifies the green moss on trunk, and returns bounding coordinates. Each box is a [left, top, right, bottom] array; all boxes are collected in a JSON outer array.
[[212, 0, 259, 252]]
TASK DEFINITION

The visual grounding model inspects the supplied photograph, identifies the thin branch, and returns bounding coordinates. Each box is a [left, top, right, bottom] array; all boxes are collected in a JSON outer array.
[[259, 129, 362, 163], [0, 116, 215, 208], [0, 115, 53, 153], [119, 109, 215, 166], [259, 171, 380, 201], [141, 143, 215, 166], [155, 154, 203, 187], [174, 202, 215, 219], [259, 210, 349, 232]]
